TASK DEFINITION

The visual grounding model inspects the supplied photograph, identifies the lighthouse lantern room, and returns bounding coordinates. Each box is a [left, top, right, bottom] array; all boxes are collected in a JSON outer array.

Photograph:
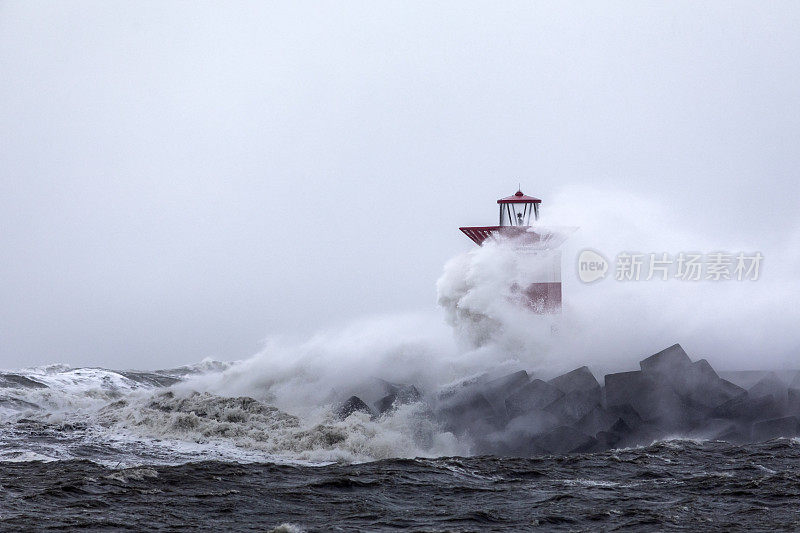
[[498, 190, 541, 227]]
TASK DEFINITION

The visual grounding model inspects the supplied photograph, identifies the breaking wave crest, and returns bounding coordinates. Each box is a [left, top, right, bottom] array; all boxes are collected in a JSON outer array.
[[0, 359, 465, 465]]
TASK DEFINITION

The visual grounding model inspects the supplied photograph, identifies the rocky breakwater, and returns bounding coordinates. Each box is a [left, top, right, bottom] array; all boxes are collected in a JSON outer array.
[[336, 344, 800, 456]]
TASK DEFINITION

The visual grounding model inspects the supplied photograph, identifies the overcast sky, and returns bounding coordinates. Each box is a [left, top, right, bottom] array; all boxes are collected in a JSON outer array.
[[1, 1, 799, 369]]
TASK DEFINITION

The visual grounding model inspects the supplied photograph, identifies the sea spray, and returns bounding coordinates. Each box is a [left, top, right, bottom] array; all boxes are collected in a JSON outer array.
[[1, 186, 799, 464]]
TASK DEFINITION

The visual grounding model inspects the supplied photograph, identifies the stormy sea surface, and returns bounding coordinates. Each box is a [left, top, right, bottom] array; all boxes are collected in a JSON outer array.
[[3, 440, 800, 531], [2, 359, 800, 532], [4, 232, 800, 531]]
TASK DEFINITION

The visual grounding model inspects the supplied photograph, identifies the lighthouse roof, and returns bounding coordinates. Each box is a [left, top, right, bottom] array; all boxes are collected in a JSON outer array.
[[497, 190, 542, 204]]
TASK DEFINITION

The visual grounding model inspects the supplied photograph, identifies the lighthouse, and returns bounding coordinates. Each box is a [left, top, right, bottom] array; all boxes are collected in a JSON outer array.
[[459, 189, 569, 313]]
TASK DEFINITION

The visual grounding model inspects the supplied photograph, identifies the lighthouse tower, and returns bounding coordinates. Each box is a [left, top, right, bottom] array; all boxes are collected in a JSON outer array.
[[459, 189, 568, 313]]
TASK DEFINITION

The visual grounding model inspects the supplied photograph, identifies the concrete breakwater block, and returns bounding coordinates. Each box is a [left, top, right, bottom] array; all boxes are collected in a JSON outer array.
[[338, 344, 800, 456]]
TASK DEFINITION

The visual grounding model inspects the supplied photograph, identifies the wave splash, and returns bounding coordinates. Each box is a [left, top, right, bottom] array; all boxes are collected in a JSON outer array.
[[0, 359, 466, 465], [2, 186, 799, 465]]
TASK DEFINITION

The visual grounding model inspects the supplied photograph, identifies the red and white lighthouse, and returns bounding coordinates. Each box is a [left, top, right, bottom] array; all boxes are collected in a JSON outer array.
[[459, 190, 568, 313]]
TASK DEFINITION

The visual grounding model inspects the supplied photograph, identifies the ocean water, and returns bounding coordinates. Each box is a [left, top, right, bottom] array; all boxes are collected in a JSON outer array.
[[3, 441, 800, 531], [1, 364, 800, 531]]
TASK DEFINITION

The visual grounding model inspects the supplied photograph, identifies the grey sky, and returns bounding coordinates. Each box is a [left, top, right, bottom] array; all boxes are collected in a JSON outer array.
[[1, 1, 799, 369]]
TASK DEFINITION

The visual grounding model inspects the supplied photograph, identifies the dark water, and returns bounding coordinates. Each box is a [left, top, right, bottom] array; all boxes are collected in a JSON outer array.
[[2, 439, 800, 532]]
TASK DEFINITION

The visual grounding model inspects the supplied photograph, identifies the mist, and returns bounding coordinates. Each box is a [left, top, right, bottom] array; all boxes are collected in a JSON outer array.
[[1, 1, 799, 370]]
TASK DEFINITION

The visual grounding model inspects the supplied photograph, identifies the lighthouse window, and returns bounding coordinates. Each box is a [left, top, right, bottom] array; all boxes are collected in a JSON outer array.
[[511, 203, 532, 226], [500, 203, 534, 226]]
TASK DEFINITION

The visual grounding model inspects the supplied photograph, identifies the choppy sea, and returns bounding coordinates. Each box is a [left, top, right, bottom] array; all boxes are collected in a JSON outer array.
[[3, 441, 800, 531], [2, 364, 799, 531]]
